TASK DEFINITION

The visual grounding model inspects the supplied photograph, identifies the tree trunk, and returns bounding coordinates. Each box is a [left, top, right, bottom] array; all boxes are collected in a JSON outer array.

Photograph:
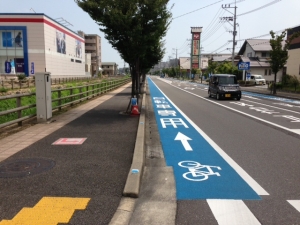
[[131, 64, 136, 98], [272, 72, 277, 95]]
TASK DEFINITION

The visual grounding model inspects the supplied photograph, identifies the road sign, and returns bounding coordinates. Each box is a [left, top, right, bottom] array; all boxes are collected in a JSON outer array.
[[246, 72, 251, 79], [31, 62, 34, 74], [238, 62, 250, 70], [5, 61, 11, 73]]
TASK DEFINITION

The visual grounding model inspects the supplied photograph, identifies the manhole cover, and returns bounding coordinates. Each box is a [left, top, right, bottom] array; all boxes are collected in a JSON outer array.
[[0, 158, 56, 178]]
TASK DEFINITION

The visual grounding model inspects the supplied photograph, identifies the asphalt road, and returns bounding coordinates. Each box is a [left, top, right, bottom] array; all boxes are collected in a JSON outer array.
[[148, 76, 300, 225]]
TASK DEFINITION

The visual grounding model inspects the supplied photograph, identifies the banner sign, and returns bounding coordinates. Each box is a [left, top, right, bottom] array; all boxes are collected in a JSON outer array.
[[190, 27, 202, 70]]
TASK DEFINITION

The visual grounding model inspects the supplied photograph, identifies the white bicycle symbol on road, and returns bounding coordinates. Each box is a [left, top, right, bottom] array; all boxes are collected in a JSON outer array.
[[178, 161, 222, 181]]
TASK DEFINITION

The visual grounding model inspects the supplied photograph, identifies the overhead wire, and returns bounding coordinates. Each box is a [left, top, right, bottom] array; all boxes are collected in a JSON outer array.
[[201, 9, 225, 41], [172, 0, 224, 20], [237, 0, 282, 17], [201, 7, 223, 37]]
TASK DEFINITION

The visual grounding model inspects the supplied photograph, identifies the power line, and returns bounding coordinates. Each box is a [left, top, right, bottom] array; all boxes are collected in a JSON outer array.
[[237, 0, 282, 17], [172, 0, 224, 19], [202, 20, 225, 42], [204, 31, 227, 47], [178, 39, 189, 50], [201, 10, 226, 41], [211, 42, 231, 53], [201, 7, 223, 38]]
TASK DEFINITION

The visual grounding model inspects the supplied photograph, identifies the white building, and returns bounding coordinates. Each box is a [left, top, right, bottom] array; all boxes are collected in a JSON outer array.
[[0, 13, 86, 78]]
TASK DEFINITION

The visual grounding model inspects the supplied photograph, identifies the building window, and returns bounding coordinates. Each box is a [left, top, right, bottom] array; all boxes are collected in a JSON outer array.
[[262, 52, 267, 57], [265, 69, 268, 75], [247, 52, 252, 57], [269, 69, 272, 75]]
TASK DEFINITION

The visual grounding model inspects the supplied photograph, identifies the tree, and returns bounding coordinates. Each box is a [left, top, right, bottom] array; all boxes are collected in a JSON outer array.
[[216, 61, 238, 75], [75, 0, 172, 101], [290, 75, 300, 92], [269, 30, 300, 94], [207, 61, 218, 74]]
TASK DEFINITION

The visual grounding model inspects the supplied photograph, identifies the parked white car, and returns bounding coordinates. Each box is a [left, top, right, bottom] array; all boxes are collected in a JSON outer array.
[[250, 74, 266, 85]]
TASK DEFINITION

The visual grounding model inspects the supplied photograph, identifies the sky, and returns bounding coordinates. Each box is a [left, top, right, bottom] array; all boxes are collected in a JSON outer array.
[[1, 0, 299, 66]]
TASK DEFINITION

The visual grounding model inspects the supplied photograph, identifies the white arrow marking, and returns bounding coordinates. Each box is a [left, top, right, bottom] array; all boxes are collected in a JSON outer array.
[[175, 132, 192, 151]]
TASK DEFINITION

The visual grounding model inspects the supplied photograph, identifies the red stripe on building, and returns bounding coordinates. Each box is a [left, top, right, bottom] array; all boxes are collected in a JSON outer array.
[[0, 18, 84, 42]]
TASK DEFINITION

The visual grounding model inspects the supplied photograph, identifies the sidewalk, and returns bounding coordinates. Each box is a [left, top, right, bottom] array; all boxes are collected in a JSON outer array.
[[0, 83, 141, 224]]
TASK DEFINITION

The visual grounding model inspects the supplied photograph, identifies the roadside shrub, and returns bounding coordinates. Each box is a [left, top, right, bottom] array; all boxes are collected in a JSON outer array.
[[17, 74, 26, 80], [0, 87, 7, 93]]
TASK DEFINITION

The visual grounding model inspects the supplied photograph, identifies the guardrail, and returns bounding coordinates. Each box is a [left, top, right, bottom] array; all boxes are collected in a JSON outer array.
[[0, 77, 131, 129], [0, 76, 112, 90]]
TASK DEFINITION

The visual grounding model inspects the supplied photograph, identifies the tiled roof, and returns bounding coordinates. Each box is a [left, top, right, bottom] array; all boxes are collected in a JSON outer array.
[[247, 39, 272, 51], [239, 56, 270, 68]]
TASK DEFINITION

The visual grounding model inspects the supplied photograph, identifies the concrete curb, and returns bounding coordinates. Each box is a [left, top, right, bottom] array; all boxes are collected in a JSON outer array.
[[109, 83, 147, 225], [122, 91, 146, 198]]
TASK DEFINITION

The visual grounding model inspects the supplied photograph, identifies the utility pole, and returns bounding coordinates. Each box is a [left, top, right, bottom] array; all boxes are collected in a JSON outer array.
[[172, 48, 178, 77], [221, 2, 237, 66]]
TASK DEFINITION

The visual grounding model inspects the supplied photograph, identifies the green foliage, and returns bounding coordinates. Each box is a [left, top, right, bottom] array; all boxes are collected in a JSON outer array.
[[0, 77, 130, 125], [17, 74, 26, 80], [269, 29, 300, 94], [290, 75, 300, 92], [207, 61, 218, 74], [0, 87, 8, 93], [282, 74, 292, 85], [206, 61, 238, 75], [75, 0, 172, 95], [191, 68, 197, 75], [0, 95, 36, 124], [216, 62, 238, 75]]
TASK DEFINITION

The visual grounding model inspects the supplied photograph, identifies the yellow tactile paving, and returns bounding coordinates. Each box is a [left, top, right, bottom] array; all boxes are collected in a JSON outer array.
[[0, 197, 90, 225]]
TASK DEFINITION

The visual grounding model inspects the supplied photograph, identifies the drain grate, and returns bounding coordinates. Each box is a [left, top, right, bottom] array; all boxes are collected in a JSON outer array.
[[0, 158, 56, 178]]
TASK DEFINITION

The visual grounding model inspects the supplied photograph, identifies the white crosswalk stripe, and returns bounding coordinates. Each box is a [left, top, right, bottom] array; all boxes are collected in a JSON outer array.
[[207, 200, 261, 225]]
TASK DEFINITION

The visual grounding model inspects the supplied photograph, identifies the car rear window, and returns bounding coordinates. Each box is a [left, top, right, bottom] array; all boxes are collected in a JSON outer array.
[[218, 76, 237, 84]]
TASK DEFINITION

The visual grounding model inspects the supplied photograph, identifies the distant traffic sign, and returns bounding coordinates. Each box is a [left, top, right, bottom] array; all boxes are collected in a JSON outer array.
[[238, 62, 250, 70]]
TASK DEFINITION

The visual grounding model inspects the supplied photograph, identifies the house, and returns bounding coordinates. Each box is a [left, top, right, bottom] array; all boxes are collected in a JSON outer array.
[[287, 26, 300, 77], [237, 39, 284, 82], [101, 62, 118, 75]]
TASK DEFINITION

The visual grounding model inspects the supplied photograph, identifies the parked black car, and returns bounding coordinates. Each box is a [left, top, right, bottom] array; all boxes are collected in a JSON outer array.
[[208, 74, 241, 100]]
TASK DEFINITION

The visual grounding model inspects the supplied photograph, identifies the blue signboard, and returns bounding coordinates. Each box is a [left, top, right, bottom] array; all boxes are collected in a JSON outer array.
[[147, 77, 260, 200], [238, 62, 250, 70], [246, 72, 251, 79], [5, 61, 11, 73], [31, 62, 34, 74]]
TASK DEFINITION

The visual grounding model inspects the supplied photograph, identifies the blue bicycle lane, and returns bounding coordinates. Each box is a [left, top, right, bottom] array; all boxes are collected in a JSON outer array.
[[148, 77, 261, 200]]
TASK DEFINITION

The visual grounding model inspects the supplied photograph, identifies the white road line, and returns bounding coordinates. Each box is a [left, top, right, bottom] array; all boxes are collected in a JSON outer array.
[[151, 78, 269, 196], [207, 200, 261, 225], [291, 129, 300, 135], [162, 81, 300, 137], [243, 96, 260, 100], [243, 99, 300, 115], [287, 200, 300, 212]]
